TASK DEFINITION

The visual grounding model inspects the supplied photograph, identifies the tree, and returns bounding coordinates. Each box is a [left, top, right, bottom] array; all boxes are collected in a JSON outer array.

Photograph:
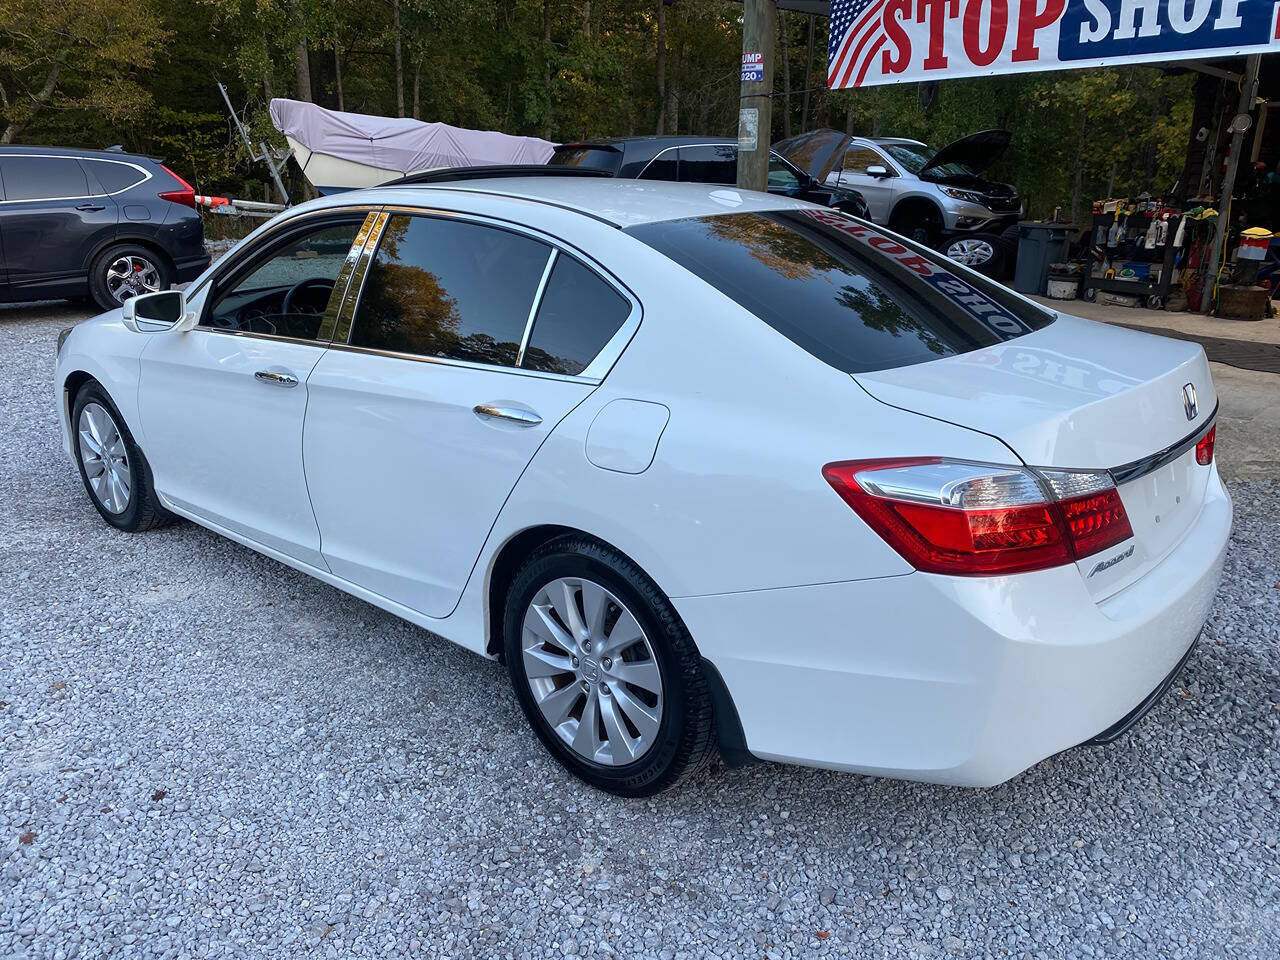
[[0, 0, 170, 143]]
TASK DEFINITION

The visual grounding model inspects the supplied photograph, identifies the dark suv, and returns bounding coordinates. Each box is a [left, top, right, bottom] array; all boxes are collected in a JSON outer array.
[[549, 136, 869, 218], [0, 146, 209, 311]]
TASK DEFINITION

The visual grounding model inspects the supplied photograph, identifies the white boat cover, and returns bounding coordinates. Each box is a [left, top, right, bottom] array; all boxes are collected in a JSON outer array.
[[269, 98, 555, 178]]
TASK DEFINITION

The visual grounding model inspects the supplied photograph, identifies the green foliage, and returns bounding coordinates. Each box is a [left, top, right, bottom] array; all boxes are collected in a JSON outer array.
[[3, 0, 1197, 213]]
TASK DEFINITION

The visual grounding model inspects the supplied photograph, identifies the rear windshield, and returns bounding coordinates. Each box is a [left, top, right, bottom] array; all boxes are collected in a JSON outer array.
[[626, 209, 1054, 373], [550, 146, 621, 175]]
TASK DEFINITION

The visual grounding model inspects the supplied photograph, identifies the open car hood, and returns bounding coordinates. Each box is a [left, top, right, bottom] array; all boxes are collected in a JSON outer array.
[[775, 128, 853, 183], [920, 129, 1010, 176]]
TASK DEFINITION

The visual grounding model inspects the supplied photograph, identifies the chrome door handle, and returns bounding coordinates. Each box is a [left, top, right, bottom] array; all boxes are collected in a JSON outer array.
[[473, 403, 542, 426], [254, 370, 299, 388]]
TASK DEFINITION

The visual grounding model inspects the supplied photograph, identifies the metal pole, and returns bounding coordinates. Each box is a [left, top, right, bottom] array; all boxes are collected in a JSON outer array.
[[736, 0, 776, 192], [1201, 53, 1261, 314]]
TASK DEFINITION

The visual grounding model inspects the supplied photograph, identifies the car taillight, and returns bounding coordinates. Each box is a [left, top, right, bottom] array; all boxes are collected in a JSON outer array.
[[158, 164, 196, 208], [822, 458, 1134, 577], [1195, 425, 1215, 466]]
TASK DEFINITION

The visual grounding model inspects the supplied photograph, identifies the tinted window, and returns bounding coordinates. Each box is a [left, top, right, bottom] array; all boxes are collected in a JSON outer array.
[[627, 210, 1054, 374], [523, 256, 630, 376], [206, 220, 364, 340], [678, 145, 736, 185], [638, 150, 678, 181], [0, 156, 88, 201], [351, 215, 551, 367], [86, 160, 147, 193], [842, 148, 888, 175], [767, 156, 801, 190], [549, 146, 622, 174]]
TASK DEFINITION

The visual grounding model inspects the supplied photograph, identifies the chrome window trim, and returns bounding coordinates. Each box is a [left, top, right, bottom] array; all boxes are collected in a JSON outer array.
[[1109, 404, 1218, 485], [0, 153, 153, 203], [342, 204, 643, 384], [333, 211, 389, 344], [517, 249, 558, 367]]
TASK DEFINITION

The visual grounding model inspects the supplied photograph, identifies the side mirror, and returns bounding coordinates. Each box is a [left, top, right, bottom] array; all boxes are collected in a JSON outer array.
[[866, 165, 891, 179], [122, 290, 195, 334]]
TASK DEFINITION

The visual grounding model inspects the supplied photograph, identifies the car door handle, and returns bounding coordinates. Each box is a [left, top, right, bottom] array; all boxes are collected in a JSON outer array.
[[76, 203, 106, 212], [254, 370, 299, 388], [473, 403, 542, 426]]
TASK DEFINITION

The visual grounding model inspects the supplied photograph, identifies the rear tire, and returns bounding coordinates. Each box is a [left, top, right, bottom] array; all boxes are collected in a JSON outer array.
[[943, 233, 1006, 276], [502, 536, 716, 797], [71, 381, 174, 532], [89, 244, 171, 311]]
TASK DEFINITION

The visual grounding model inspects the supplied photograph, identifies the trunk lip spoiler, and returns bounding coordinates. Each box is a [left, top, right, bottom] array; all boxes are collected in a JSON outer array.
[[1109, 403, 1218, 485]]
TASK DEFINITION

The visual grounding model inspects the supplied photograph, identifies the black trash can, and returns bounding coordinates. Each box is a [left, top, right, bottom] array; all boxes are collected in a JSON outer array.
[[1013, 222, 1072, 296]]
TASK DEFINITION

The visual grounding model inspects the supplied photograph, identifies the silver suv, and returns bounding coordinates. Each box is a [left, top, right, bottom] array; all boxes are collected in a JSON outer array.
[[778, 129, 1022, 276]]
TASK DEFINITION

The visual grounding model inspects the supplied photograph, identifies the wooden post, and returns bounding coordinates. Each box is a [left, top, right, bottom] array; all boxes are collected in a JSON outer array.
[[735, 0, 776, 192], [1201, 54, 1262, 314]]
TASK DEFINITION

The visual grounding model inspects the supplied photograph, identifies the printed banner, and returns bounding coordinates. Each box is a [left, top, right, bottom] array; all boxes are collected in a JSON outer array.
[[828, 0, 1280, 89]]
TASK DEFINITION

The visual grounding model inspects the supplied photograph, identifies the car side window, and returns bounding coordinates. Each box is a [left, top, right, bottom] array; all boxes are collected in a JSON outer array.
[[677, 145, 737, 185], [767, 156, 801, 190], [842, 148, 889, 175], [204, 219, 365, 340], [522, 255, 630, 376], [638, 150, 678, 181], [85, 160, 147, 194], [0, 156, 89, 202], [349, 214, 552, 367]]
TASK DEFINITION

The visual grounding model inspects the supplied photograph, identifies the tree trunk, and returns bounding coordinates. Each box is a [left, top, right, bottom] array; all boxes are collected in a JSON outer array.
[[334, 44, 345, 111], [778, 11, 791, 140], [801, 14, 814, 133], [655, 0, 666, 134], [295, 39, 312, 101], [542, 0, 553, 138], [393, 0, 405, 117], [413, 59, 422, 120], [0, 64, 62, 143], [1069, 106, 1087, 227], [582, 0, 591, 39]]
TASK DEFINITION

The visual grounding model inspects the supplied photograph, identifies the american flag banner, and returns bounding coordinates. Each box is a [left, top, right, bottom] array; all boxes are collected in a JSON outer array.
[[827, 0, 1280, 90]]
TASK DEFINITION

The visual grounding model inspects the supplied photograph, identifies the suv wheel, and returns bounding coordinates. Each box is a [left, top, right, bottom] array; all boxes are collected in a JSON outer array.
[[89, 244, 171, 311], [944, 234, 1006, 276], [503, 536, 716, 796]]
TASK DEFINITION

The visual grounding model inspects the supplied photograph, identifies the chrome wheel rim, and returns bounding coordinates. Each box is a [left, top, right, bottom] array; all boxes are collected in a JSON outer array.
[[105, 255, 162, 303], [78, 402, 131, 514], [946, 238, 995, 266], [521, 577, 664, 766]]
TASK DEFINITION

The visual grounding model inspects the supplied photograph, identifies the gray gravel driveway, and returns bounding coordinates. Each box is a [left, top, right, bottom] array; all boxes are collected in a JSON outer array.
[[2, 303, 1278, 959]]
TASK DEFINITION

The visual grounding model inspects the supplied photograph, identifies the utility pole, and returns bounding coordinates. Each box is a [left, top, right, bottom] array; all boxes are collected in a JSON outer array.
[[736, 0, 776, 192], [1201, 53, 1262, 314]]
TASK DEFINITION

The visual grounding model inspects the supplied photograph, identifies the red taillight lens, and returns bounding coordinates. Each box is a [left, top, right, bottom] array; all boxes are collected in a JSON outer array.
[[823, 458, 1134, 577], [158, 164, 196, 208], [1195, 425, 1215, 466]]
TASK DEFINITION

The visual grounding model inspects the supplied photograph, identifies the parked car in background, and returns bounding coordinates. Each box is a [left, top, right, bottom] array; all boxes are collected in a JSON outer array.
[[0, 146, 208, 311], [548, 135, 870, 218], [778, 129, 1022, 276], [56, 175, 1228, 797]]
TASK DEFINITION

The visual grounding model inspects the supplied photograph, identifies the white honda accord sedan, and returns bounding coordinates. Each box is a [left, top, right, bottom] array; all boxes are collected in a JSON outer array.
[[54, 177, 1230, 796]]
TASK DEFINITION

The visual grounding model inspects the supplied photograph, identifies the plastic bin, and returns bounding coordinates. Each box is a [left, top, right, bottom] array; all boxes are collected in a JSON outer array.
[[1013, 223, 1072, 296]]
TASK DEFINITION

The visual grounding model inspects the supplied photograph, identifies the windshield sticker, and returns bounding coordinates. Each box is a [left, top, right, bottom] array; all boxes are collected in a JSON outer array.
[[800, 208, 1032, 339]]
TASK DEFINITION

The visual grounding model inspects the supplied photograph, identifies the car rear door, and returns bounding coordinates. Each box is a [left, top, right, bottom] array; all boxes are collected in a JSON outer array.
[[303, 210, 637, 619], [0, 153, 118, 298]]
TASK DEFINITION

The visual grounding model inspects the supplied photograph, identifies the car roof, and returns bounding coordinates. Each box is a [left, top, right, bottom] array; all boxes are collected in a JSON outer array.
[[558, 135, 735, 150], [0, 144, 156, 163], [314, 177, 808, 228]]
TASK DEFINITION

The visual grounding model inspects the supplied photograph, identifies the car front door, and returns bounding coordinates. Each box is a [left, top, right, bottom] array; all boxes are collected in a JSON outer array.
[[303, 211, 637, 619], [0, 154, 118, 299], [137, 211, 377, 567], [833, 147, 897, 223]]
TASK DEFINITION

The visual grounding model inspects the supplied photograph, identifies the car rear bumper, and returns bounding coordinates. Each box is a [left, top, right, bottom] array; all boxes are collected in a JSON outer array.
[[674, 467, 1231, 787]]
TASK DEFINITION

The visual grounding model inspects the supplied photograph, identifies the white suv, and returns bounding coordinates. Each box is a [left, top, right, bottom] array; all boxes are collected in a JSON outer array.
[[779, 129, 1023, 275]]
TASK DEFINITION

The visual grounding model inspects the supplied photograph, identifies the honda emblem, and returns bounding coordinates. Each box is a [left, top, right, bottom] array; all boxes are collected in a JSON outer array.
[[1182, 383, 1198, 421]]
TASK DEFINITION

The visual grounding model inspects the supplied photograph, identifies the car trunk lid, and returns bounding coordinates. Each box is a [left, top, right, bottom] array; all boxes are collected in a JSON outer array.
[[854, 315, 1217, 599]]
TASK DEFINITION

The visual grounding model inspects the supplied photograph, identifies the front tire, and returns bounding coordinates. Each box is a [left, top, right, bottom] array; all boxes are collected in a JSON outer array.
[[71, 381, 174, 532], [503, 536, 716, 797]]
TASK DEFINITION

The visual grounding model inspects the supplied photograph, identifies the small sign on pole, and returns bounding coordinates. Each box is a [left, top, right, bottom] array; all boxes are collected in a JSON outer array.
[[738, 107, 759, 151], [741, 51, 765, 83]]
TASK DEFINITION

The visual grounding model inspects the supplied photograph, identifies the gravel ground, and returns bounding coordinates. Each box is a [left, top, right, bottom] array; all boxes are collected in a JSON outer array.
[[2, 302, 1278, 960]]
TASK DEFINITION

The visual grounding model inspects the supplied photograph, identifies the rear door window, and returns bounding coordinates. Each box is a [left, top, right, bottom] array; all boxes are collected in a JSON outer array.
[[677, 145, 737, 185], [0, 156, 89, 201], [522, 255, 631, 375], [549, 146, 622, 175], [350, 214, 552, 367], [626, 209, 1053, 374]]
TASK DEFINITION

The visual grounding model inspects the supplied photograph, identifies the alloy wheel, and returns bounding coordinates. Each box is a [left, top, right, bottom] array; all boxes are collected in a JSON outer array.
[[946, 238, 996, 266], [105, 255, 162, 303], [521, 577, 664, 766], [78, 402, 131, 514]]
